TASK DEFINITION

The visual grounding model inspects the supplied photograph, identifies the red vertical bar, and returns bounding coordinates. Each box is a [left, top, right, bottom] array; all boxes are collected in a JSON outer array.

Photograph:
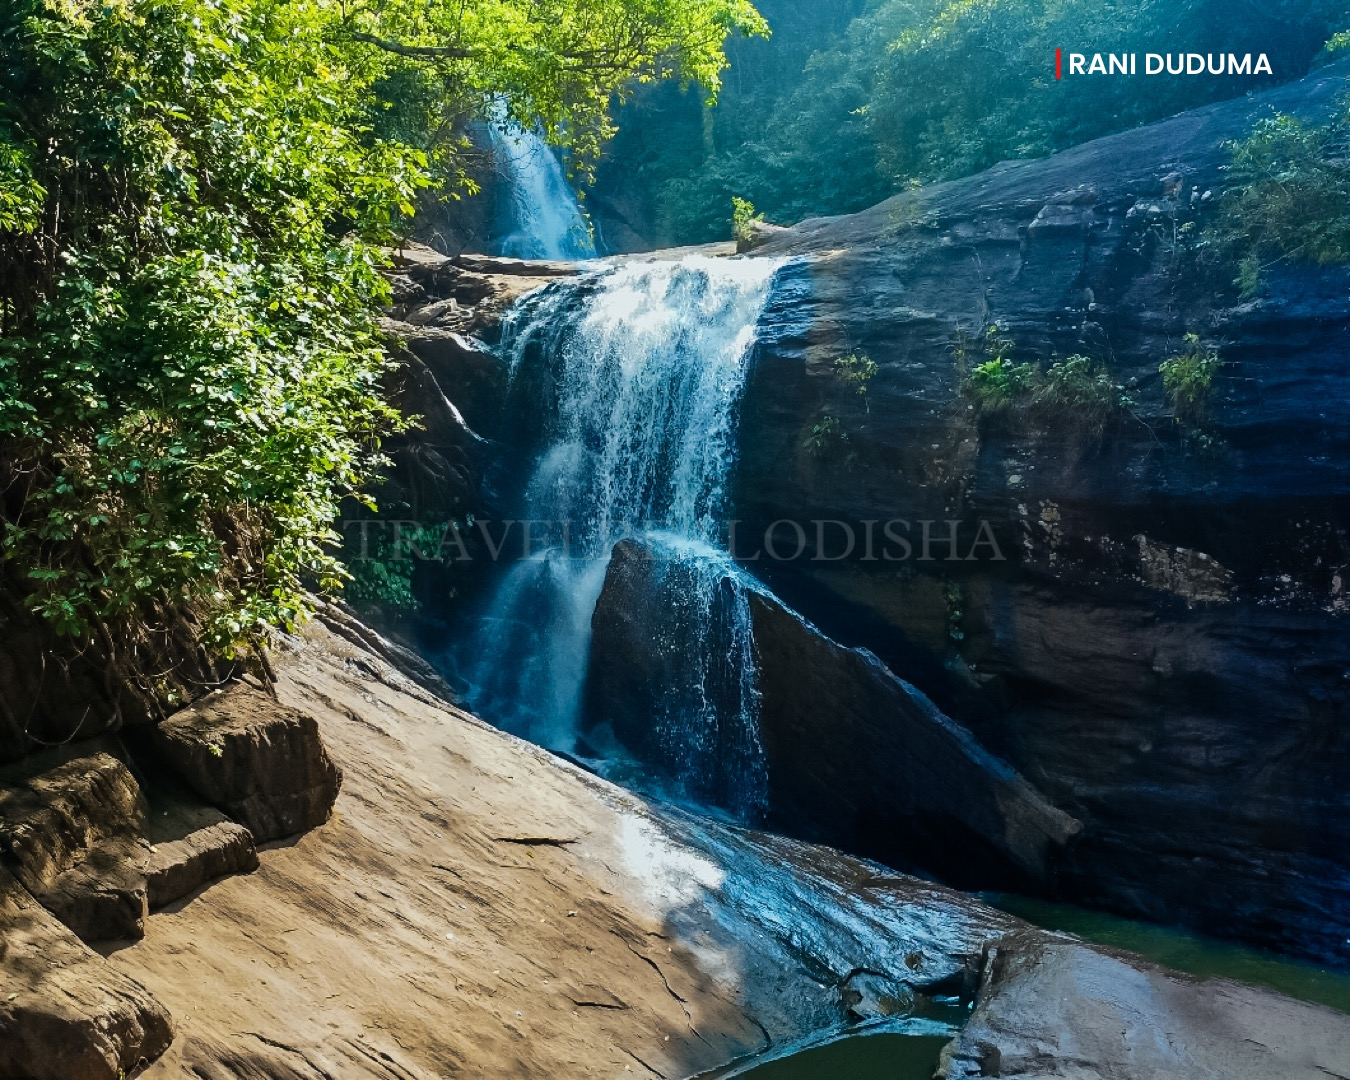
[[1056, 48, 1063, 79]]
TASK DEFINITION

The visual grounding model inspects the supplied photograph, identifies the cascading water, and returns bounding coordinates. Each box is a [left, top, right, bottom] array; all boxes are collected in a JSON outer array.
[[486, 119, 596, 261], [461, 254, 783, 821]]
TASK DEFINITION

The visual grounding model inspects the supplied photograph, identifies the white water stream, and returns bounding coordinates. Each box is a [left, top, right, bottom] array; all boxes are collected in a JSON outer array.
[[486, 120, 596, 261], [463, 255, 782, 819]]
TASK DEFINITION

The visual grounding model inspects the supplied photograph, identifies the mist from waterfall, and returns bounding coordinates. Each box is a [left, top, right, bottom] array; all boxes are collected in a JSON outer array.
[[462, 255, 782, 820], [487, 120, 596, 261]]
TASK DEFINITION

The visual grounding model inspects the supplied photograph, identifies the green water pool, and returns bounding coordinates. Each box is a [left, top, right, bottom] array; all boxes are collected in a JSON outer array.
[[714, 1031, 950, 1080], [706, 895, 1350, 1080]]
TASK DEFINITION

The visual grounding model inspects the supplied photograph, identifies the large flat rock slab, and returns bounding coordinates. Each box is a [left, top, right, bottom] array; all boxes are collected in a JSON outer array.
[[93, 620, 1350, 1080], [111, 621, 1019, 1080]]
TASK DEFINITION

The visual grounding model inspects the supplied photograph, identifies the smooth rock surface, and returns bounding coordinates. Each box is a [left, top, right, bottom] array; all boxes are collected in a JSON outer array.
[[112, 620, 1019, 1079], [151, 685, 341, 842], [942, 931, 1350, 1079], [95, 619, 1350, 1080]]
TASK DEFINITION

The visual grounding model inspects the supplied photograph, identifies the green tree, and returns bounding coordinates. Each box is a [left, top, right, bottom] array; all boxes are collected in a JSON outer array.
[[0, 0, 763, 682]]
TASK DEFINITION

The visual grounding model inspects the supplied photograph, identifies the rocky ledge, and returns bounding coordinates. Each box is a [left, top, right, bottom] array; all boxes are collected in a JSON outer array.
[[5, 618, 1349, 1077]]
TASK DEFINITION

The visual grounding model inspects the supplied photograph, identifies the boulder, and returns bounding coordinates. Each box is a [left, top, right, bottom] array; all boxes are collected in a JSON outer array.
[[587, 540, 1079, 884], [0, 753, 151, 940], [152, 684, 341, 842], [37, 835, 150, 942], [0, 752, 145, 895], [748, 589, 1080, 886], [143, 800, 258, 910], [390, 323, 507, 434], [0, 865, 173, 1080], [942, 931, 1350, 1079], [0, 750, 264, 939]]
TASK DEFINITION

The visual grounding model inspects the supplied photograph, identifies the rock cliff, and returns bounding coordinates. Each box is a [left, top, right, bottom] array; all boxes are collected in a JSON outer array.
[[724, 57, 1350, 963]]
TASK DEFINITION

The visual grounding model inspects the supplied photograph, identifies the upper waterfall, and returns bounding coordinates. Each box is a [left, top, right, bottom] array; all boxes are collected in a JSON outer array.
[[487, 120, 596, 261], [459, 254, 783, 819]]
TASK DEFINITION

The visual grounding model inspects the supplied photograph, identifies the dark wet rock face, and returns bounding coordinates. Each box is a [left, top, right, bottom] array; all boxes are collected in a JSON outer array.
[[588, 540, 1079, 884], [747, 588, 1080, 888], [727, 60, 1350, 962], [152, 683, 342, 842]]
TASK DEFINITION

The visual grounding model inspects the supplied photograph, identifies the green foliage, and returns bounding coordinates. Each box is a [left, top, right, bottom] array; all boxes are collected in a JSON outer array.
[[1211, 103, 1350, 295], [0, 0, 419, 652], [1037, 355, 1134, 439], [957, 330, 1131, 437], [0, 0, 760, 666], [731, 195, 763, 243], [957, 329, 1036, 410], [803, 414, 844, 457], [345, 0, 768, 181], [599, 0, 1348, 245], [834, 352, 878, 398], [343, 522, 440, 615], [1159, 334, 1222, 423]]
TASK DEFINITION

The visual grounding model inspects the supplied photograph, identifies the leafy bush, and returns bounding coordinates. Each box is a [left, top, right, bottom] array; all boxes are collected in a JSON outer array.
[[957, 330, 1131, 436], [834, 352, 879, 401], [1160, 334, 1223, 423], [958, 329, 1037, 410], [803, 414, 845, 457], [732, 195, 765, 245], [1211, 102, 1350, 295], [1036, 355, 1134, 439], [342, 521, 452, 616]]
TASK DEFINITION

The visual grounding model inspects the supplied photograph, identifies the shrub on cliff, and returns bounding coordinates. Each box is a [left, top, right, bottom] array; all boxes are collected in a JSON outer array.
[[1212, 101, 1350, 294], [0, 0, 764, 691], [958, 331, 1133, 438]]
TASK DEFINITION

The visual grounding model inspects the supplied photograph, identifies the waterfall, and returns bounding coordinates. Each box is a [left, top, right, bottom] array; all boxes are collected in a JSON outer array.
[[462, 254, 782, 820], [487, 120, 596, 261]]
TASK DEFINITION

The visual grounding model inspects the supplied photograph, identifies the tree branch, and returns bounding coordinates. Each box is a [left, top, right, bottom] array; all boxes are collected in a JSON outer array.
[[348, 31, 475, 59]]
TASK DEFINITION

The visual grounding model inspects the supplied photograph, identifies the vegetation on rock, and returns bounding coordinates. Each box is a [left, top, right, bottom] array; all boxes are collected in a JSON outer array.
[[957, 330, 1133, 438], [1159, 334, 1223, 423], [731, 195, 763, 246], [1212, 99, 1350, 295]]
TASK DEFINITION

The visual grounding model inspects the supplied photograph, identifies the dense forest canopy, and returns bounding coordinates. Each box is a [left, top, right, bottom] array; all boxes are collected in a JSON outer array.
[[0, 0, 765, 668], [592, 0, 1350, 246]]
